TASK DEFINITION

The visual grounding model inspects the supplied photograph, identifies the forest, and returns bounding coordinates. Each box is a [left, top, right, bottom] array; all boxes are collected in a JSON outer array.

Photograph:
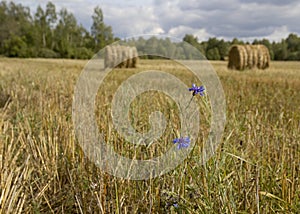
[[1, 1, 300, 60]]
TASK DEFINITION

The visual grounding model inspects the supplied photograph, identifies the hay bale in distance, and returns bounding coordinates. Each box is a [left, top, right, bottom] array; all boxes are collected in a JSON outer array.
[[105, 45, 113, 68], [257, 44, 270, 69], [132, 47, 139, 68], [104, 45, 139, 69], [227, 45, 247, 70], [126, 47, 133, 68], [228, 44, 270, 70], [251, 45, 258, 69], [110, 45, 118, 68], [245, 45, 253, 69], [115, 45, 123, 68], [256, 44, 264, 69]]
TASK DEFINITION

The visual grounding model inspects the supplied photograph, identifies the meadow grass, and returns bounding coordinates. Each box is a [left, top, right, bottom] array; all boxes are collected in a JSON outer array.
[[0, 58, 299, 213]]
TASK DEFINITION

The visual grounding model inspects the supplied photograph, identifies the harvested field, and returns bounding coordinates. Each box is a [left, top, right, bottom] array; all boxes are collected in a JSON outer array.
[[0, 58, 299, 213]]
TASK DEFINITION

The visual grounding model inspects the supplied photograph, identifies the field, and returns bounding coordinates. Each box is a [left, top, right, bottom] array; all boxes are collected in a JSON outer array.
[[0, 58, 299, 213]]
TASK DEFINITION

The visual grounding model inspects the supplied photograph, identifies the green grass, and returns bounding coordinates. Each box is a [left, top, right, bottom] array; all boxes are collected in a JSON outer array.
[[0, 58, 299, 213]]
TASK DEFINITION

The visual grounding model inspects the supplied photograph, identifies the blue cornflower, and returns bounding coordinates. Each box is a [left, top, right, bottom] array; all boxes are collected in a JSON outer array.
[[173, 203, 179, 208], [189, 84, 205, 96], [173, 137, 190, 149]]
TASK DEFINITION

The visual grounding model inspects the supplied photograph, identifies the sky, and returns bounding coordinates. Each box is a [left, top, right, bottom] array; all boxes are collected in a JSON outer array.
[[12, 0, 300, 42]]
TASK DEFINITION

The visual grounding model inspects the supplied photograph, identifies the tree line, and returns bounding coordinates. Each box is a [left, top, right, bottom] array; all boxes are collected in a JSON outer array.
[[183, 34, 300, 61], [1, 1, 300, 60], [0, 1, 115, 59]]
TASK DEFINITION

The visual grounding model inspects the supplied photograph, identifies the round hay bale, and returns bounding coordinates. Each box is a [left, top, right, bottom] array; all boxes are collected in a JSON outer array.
[[110, 45, 118, 68], [245, 45, 253, 69], [260, 44, 270, 69], [105, 45, 112, 68], [228, 44, 270, 70], [104, 45, 139, 69], [255, 44, 270, 69], [256, 45, 261, 67], [228, 45, 247, 70], [256, 45, 263, 69], [227, 46, 236, 69], [120, 46, 128, 68], [115, 45, 123, 68], [117, 45, 123, 68], [126, 47, 133, 68], [251, 45, 258, 69], [241, 46, 248, 70], [132, 47, 139, 68]]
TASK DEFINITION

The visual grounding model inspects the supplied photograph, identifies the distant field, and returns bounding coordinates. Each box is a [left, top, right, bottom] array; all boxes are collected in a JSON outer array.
[[0, 58, 299, 213]]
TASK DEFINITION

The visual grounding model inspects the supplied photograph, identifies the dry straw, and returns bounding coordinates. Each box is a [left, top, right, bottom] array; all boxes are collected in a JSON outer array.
[[257, 44, 270, 69], [252, 45, 258, 69], [105, 45, 139, 69], [116, 45, 124, 68], [126, 47, 133, 68], [245, 45, 253, 69], [228, 45, 246, 70], [104, 45, 112, 68], [228, 44, 270, 70]]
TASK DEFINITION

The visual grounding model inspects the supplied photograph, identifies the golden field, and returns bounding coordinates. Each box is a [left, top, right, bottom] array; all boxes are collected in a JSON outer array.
[[0, 58, 299, 213]]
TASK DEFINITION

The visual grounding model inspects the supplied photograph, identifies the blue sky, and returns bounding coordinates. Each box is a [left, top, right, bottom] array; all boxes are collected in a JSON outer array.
[[13, 0, 300, 42]]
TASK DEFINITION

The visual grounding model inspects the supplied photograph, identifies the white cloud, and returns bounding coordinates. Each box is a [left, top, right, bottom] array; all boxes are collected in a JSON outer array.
[[265, 26, 291, 42], [239, 0, 299, 6], [167, 26, 213, 41], [101, 5, 164, 37], [11, 0, 300, 41]]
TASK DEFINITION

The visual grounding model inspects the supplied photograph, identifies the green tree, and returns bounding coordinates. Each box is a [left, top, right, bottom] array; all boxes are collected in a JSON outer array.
[[3, 35, 28, 57], [54, 8, 78, 57], [91, 6, 114, 51], [163, 38, 177, 58], [286, 33, 300, 52], [34, 5, 48, 48], [45, 2, 57, 49], [33, 2, 57, 53], [206, 47, 221, 60], [205, 37, 224, 60], [206, 37, 219, 50], [0, 1, 32, 56], [183, 34, 205, 55], [183, 34, 198, 47], [231, 38, 244, 45], [273, 40, 288, 60], [216, 39, 230, 60], [144, 36, 159, 58]]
